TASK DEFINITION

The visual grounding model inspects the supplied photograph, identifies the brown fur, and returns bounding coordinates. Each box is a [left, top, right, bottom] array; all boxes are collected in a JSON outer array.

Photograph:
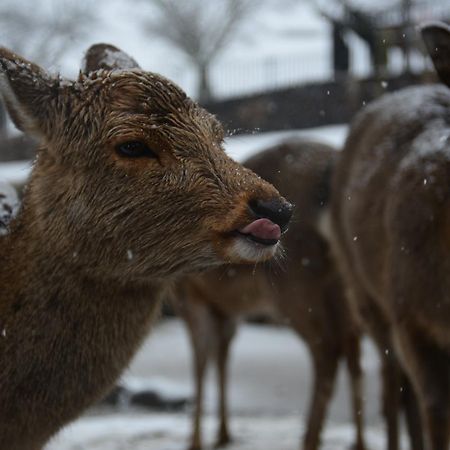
[[0, 44, 291, 449], [175, 140, 365, 450], [330, 23, 450, 450]]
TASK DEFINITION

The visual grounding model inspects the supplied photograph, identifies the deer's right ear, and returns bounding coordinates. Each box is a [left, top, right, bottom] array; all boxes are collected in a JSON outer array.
[[81, 43, 140, 73], [421, 22, 450, 88], [0, 47, 58, 139]]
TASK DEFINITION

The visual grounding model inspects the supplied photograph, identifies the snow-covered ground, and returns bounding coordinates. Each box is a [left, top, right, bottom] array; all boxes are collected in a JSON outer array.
[[47, 320, 401, 450], [226, 124, 348, 162]]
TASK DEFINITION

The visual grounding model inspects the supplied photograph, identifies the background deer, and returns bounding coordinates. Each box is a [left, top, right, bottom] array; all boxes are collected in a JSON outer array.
[[175, 139, 365, 450], [329, 22, 450, 450], [0, 43, 292, 450]]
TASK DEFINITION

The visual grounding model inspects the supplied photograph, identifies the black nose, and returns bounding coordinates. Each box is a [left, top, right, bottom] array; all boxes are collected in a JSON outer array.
[[248, 198, 294, 233]]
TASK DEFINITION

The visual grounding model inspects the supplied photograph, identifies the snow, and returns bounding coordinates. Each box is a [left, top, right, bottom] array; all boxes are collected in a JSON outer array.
[[400, 118, 450, 173], [225, 125, 348, 162], [369, 85, 450, 128], [46, 320, 401, 450], [47, 412, 391, 450], [0, 181, 19, 235], [0, 160, 32, 186], [102, 48, 138, 70]]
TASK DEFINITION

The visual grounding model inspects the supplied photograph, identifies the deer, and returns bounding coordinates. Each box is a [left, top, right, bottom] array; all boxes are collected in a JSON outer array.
[[0, 43, 293, 450], [329, 22, 450, 450], [174, 139, 366, 450]]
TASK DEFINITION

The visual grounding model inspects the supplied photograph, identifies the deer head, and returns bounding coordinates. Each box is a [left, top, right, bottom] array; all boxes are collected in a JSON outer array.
[[422, 21, 450, 88], [0, 44, 292, 281]]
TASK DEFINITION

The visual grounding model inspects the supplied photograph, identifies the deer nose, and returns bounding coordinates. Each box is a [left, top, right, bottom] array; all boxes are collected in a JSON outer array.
[[248, 198, 294, 233]]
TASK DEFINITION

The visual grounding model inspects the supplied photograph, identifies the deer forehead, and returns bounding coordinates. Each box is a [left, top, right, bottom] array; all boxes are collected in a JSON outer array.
[[71, 70, 224, 149]]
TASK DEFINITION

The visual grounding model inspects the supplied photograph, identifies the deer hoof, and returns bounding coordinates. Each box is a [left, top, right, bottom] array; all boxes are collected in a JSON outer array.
[[187, 445, 202, 450], [214, 433, 232, 448], [349, 442, 367, 450]]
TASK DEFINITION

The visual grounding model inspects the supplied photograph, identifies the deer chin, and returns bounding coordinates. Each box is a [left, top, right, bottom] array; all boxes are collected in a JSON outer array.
[[225, 218, 281, 263], [229, 234, 279, 263]]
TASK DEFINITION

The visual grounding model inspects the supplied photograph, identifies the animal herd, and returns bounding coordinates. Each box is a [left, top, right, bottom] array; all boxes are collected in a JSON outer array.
[[0, 19, 448, 450]]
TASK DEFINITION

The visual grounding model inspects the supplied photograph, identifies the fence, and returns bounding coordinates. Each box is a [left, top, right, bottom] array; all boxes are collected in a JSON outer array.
[[205, 70, 437, 135], [209, 52, 333, 100], [199, 47, 430, 101]]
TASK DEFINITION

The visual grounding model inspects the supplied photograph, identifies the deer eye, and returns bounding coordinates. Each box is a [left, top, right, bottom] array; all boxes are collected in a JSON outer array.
[[116, 141, 157, 158]]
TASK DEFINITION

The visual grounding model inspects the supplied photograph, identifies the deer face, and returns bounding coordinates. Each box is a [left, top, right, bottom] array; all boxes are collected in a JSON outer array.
[[0, 45, 293, 279]]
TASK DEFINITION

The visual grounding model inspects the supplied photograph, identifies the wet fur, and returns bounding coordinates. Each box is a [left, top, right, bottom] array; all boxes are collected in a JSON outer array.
[[330, 23, 450, 450], [0, 44, 286, 449]]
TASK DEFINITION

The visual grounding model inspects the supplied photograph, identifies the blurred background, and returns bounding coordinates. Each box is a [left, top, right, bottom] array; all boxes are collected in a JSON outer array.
[[1, 0, 450, 144], [1, 1, 449, 449]]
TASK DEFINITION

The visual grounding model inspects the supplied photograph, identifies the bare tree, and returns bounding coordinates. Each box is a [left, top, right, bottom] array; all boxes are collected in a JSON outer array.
[[142, 0, 255, 103], [0, 0, 98, 66], [0, 0, 99, 138]]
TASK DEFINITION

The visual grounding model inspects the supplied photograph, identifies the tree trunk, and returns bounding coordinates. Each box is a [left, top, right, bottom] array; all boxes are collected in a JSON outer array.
[[332, 23, 350, 77], [0, 100, 7, 139], [401, 0, 413, 73], [198, 62, 212, 104]]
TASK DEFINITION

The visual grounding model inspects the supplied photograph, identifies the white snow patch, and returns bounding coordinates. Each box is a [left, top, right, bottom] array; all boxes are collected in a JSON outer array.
[[0, 160, 32, 186], [47, 412, 397, 450], [225, 125, 348, 162], [0, 181, 19, 235], [103, 48, 138, 70], [44, 319, 388, 450]]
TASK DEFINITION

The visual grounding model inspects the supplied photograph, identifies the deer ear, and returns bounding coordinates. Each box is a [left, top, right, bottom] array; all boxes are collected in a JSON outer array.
[[421, 22, 450, 88], [0, 47, 58, 138], [81, 43, 140, 73]]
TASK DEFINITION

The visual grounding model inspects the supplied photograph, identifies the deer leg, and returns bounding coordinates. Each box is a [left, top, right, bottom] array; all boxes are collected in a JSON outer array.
[[401, 372, 424, 450], [396, 327, 449, 450], [181, 301, 217, 450], [302, 347, 339, 450], [214, 314, 237, 448], [344, 333, 366, 450], [190, 342, 210, 450], [380, 349, 401, 450]]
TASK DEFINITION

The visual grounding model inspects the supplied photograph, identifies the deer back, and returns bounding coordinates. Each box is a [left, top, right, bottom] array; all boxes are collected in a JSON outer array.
[[331, 23, 450, 343]]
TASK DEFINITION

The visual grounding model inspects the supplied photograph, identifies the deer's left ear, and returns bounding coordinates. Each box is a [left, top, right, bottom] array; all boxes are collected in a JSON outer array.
[[81, 43, 140, 73], [421, 22, 450, 88], [0, 47, 60, 139]]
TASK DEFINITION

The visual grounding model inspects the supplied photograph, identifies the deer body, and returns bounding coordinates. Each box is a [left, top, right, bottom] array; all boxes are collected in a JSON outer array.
[[0, 44, 291, 449], [330, 24, 450, 450], [177, 140, 365, 450]]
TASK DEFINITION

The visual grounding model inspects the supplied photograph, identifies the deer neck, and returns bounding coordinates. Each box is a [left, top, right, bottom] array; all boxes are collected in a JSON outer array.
[[0, 196, 166, 444], [1, 208, 164, 360]]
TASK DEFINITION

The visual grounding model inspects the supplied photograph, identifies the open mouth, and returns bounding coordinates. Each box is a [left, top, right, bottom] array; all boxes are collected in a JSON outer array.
[[235, 218, 281, 247]]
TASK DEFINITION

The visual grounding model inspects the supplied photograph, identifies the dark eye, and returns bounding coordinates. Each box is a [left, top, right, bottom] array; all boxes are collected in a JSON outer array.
[[116, 141, 157, 158]]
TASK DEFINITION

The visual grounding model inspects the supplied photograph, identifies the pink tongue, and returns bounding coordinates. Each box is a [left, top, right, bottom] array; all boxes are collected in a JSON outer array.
[[239, 218, 281, 241]]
